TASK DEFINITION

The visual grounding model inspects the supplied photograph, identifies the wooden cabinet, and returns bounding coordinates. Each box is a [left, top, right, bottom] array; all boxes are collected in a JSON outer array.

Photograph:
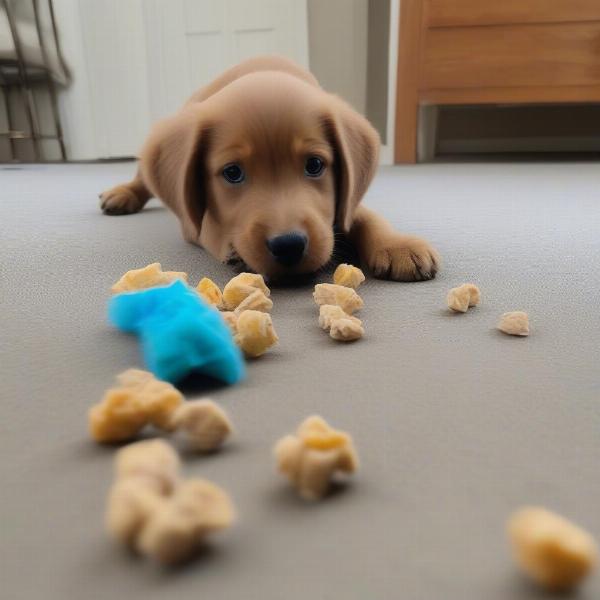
[[425, 0, 600, 28], [395, 0, 600, 162]]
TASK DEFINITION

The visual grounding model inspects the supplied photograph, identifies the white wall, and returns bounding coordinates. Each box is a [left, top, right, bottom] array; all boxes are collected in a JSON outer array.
[[307, 0, 368, 115], [308, 0, 399, 165], [381, 0, 399, 165]]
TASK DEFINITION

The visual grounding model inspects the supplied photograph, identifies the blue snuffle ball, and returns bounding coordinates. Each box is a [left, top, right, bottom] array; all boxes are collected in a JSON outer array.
[[108, 280, 245, 385]]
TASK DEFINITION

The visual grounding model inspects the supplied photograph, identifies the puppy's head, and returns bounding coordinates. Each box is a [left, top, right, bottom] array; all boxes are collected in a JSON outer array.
[[141, 71, 379, 280]]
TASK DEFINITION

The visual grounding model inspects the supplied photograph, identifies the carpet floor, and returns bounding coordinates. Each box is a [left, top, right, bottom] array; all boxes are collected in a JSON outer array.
[[2, 161, 600, 599]]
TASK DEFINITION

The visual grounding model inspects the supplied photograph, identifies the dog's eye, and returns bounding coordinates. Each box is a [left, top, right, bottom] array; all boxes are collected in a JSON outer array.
[[222, 163, 245, 184], [304, 156, 325, 178]]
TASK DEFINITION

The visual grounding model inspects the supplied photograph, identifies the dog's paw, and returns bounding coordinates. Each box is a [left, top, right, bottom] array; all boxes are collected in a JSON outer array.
[[99, 185, 144, 215], [368, 234, 440, 281]]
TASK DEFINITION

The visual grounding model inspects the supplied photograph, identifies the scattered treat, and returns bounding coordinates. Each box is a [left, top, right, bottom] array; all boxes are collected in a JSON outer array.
[[274, 415, 358, 500], [109, 280, 245, 384], [89, 369, 184, 443], [330, 318, 364, 341], [234, 289, 273, 315], [89, 389, 147, 443], [333, 264, 365, 289], [447, 283, 480, 313], [463, 283, 481, 306], [222, 272, 270, 310], [313, 283, 363, 314], [114, 439, 180, 494], [196, 277, 223, 307], [319, 304, 362, 331], [234, 310, 279, 357], [498, 311, 529, 336], [107, 440, 179, 544], [318, 304, 348, 330], [106, 440, 235, 564], [116, 368, 183, 430], [508, 507, 598, 591], [170, 399, 233, 452], [90, 371, 234, 451], [220, 311, 238, 332], [136, 479, 235, 565], [111, 263, 187, 294], [318, 305, 363, 342], [106, 478, 167, 546]]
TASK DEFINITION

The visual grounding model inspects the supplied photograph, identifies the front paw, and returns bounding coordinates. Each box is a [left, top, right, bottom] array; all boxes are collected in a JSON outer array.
[[99, 185, 144, 215], [368, 234, 440, 281]]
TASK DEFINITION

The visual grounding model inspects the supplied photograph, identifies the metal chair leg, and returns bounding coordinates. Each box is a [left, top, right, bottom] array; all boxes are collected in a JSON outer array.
[[33, 0, 66, 160], [2, 0, 40, 160], [1, 85, 16, 161]]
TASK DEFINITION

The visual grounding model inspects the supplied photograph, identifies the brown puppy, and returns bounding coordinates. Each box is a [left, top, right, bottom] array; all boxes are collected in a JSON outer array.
[[100, 56, 439, 281]]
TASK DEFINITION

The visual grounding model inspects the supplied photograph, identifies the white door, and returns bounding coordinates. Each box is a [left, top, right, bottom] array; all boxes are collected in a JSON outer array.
[[143, 0, 309, 122], [57, 0, 308, 159]]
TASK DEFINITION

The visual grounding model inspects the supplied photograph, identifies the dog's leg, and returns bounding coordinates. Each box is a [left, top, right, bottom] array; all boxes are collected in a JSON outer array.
[[99, 169, 153, 215], [349, 205, 440, 281]]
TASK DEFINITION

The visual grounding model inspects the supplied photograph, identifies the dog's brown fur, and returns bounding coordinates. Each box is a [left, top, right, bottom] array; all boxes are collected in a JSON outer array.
[[100, 56, 439, 281]]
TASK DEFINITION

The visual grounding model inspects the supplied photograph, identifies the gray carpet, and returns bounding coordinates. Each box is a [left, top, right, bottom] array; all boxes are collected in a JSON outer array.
[[2, 161, 600, 599]]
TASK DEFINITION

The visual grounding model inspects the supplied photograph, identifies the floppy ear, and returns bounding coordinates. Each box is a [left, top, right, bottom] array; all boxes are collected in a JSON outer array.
[[139, 106, 210, 242], [323, 98, 380, 232]]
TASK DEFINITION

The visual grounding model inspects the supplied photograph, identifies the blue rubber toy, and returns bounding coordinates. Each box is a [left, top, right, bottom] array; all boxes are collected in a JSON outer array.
[[108, 280, 245, 385]]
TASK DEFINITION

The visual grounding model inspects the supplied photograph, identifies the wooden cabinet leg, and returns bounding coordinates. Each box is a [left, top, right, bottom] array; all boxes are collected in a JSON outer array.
[[394, 0, 423, 164], [395, 99, 418, 163]]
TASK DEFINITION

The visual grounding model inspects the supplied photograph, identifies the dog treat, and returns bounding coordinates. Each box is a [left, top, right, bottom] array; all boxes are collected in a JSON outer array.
[[319, 305, 363, 338], [463, 283, 481, 306], [333, 263, 365, 289], [114, 439, 181, 494], [447, 283, 480, 313], [90, 371, 235, 452], [222, 272, 270, 309], [89, 369, 184, 443], [89, 389, 148, 444], [111, 263, 188, 294], [108, 441, 179, 542], [234, 310, 279, 357], [330, 318, 364, 341], [109, 280, 245, 385], [117, 368, 183, 430], [196, 277, 223, 307], [170, 399, 233, 452], [136, 479, 235, 565], [274, 415, 358, 500], [313, 283, 364, 314], [221, 311, 238, 332], [318, 304, 348, 330], [498, 311, 529, 336], [318, 304, 364, 342], [106, 478, 168, 545], [234, 289, 273, 315], [106, 441, 235, 564], [508, 507, 598, 591]]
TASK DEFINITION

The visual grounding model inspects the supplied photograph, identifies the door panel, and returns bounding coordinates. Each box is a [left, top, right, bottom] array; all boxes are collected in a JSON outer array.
[[145, 0, 309, 120]]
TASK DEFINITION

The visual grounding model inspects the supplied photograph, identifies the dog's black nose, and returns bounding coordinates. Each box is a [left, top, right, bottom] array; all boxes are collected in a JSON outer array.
[[266, 231, 308, 266]]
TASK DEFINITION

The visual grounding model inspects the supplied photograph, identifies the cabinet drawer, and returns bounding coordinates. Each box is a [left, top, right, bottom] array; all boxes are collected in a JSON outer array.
[[426, 0, 600, 28], [421, 22, 600, 90]]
